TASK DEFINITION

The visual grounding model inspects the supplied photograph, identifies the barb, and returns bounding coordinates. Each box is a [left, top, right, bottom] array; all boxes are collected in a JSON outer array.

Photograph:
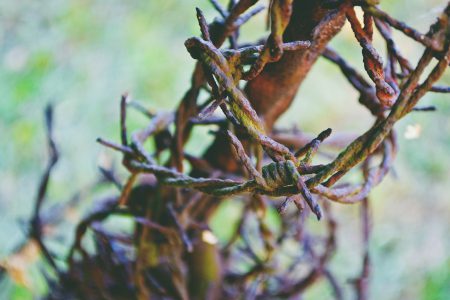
[[232, 5, 266, 30], [196, 98, 225, 120], [243, 0, 294, 80], [196, 8, 211, 42], [127, 100, 155, 118], [209, 0, 227, 18], [430, 85, 450, 93], [411, 106, 436, 112], [346, 6, 397, 106], [98, 166, 122, 190], [295, 128, 332, 160], [97, 138, 134, 155]]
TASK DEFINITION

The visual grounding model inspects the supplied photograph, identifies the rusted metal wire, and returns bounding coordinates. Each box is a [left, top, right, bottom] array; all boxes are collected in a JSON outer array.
[[94, 3, 447, 296], [15, 1, 449, 299]]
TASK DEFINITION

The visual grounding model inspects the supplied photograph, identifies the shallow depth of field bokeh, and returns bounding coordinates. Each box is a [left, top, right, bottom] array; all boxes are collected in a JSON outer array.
[[0, 0, 449, 299]]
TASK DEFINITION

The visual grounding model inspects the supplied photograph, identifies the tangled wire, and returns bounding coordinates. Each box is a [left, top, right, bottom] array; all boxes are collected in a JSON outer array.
[[3, 0, 448, 299]]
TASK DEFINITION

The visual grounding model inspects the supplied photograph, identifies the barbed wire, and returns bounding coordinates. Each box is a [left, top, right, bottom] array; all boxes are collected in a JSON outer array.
[[6, 0, 448, 298]]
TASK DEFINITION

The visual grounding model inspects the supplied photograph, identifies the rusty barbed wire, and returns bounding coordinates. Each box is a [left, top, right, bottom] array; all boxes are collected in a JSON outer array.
[[5, 1, 448, 299], [346, 5, 398, 107], [95, 2, 448, 297]]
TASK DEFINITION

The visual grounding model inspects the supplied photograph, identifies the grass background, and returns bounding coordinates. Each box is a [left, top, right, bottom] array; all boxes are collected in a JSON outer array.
[[0, 0, 449, 299]]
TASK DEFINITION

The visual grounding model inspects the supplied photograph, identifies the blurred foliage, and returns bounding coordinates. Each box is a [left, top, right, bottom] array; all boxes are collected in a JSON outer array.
[[422, 260, 450, 300], [0, 0, 449, 299]]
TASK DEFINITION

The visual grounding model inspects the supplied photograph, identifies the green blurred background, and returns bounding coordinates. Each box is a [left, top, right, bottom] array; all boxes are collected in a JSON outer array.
[[0, 0, 449, 299]]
